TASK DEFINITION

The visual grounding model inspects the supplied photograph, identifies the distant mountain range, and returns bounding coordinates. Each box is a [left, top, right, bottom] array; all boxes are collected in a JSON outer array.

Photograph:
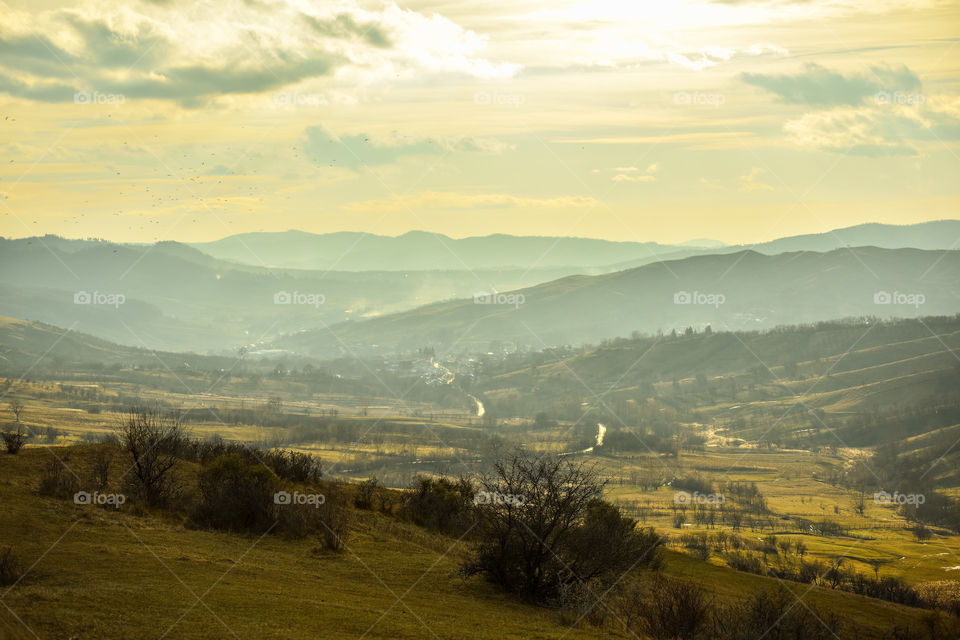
[[1, 220, 957, 355], [0, 236, 590, 352], [188, 229, 681, 271], [274, 247, 960, 356], [189, 220, 960, 272]]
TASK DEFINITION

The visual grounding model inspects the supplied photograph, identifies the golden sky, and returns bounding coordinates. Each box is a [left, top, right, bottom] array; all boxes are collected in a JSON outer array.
[[1, 0, 958, 244]]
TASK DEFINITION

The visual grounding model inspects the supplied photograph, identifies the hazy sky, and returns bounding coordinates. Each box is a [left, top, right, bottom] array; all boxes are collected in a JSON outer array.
[[1, 0, 958, 244]]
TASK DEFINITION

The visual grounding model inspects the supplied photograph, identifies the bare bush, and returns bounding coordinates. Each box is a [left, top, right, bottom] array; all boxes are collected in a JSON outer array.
[[619, 574, 710, 640], [712, 586, 841, 640], [89, 448, 112, 492], [557, 579, 607, 628], [118, 405, 189, 506], [317, 484, 352, 551], [354, 477, 381, 510], [181, 438, 321, 484], [464, 452, 658, 603], [0, 546, 23, 587], [401, 475, 475, 534], [191, 454, 279, 533], [1, 427, 26, 454], [38, 457, 79, 498], [263, 449, 322, 484]]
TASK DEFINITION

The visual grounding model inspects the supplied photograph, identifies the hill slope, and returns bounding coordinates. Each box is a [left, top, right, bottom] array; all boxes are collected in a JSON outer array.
[[0, 238, 589, 353], [0, 446, 935, 639], [276, 247, 960, 356]]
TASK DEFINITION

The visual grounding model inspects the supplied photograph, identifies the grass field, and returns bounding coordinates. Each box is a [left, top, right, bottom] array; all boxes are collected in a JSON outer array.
[[0, 446, 943, 639]]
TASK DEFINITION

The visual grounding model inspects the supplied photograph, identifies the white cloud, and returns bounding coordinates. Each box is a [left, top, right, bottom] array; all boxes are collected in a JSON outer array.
[[739, 167, 773, 191], [783, 98, 960, 156], [0, 0, 520, 105], [610, 162, 658, 182]]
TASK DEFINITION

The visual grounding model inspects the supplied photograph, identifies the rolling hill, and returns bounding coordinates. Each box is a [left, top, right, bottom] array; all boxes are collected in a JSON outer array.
[[0, 238, 592, 353], [274, 247, 960, 356]]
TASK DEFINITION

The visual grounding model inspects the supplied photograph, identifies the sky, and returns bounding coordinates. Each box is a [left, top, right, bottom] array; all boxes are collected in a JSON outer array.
[[0, 0, 958, 245]]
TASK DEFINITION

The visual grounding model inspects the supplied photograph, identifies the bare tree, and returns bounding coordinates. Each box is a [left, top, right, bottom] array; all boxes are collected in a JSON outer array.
[[2, 402, 26, 453], [118, 405, 189, 506], [465, 453, 603, 599], [7, 401, 24, 422], [464, 452, 658, 603], [853, 488, 867, 517]]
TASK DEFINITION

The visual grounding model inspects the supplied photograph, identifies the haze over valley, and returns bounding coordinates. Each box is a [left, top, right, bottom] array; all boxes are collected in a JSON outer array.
[[1, 0, 959, 638]]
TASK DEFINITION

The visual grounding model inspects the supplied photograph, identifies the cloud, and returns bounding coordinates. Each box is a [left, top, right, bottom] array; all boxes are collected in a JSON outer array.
[[612, 174, 656, 183], [342, 191, 597, 213], [611, 163, 658, 183], [739, 167, 773, 191], [742, 63, 922, 106], [0, 1, 518, 105], [783, 98, 960, 156], [303, 127, 508, 169], [553, 33, 788, 73], [301, 12, 391, 48]]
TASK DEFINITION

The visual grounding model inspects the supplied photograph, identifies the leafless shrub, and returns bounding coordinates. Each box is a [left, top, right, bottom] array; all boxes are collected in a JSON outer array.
[[0, 546, 23, 587], [557, 579, 607, 628], [354, 477, 381, 510], [1, 427, 26, 454], [38, 457, 79, 498], [619, 574, 710, 640], [317, 484, 352, 551], [118, 405, 190, 506], [191, 454, 279, 533], [89, 448, 112, 492]]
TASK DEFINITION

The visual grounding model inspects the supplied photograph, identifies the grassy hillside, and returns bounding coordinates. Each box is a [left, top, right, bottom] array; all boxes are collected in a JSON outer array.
[[0, 446, 941, 639], [0, 316, 241, 372]]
